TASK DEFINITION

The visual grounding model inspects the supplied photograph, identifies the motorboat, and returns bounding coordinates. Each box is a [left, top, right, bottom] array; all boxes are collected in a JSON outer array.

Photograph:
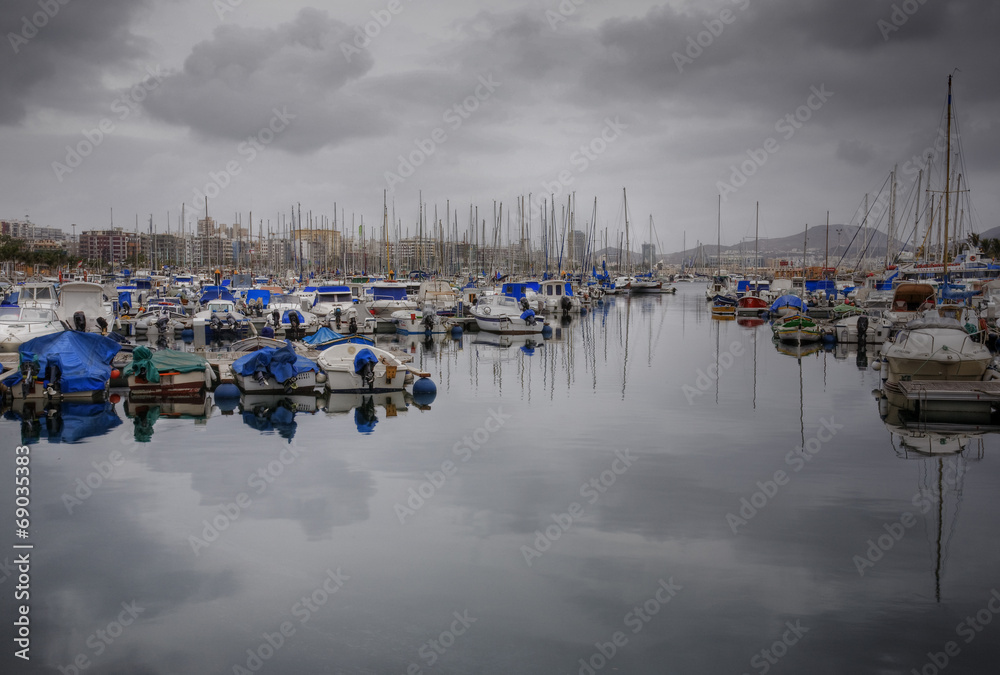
[[230, 340, 320, 394], [123, 345, 213, 398], [0, 331, 121, 401], [884, 282, 936, 328], [831, 308, 893, 344], [537, 279, 583, 313], [192, 299, 250, 333], [736, 295, 769, 316], [58, 281, 114, 334], [470, 294, 546, 334], [391, 307, 449, 334], [0, 306, 65, 352], [361, 281, 417, 318], [880, 312, 994, 385], [317, 342, 409, 393]]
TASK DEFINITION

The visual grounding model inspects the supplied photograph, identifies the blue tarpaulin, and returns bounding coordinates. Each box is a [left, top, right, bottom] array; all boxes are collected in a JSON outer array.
[[302, 327, 373, 348], [199, 286, 236, 304], [282, 310, 305, 324], [232, 341, 318, 383], [3, 332, 121, 393], [353, 348, 378, 374], [246, 289, 270, 307], [520, 309, 536, 321], [770, 294, 806, 313]]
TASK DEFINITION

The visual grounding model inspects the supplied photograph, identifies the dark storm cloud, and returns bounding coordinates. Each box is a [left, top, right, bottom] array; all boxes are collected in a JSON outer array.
[[142, 8, 384, 153], [0, 0, 154, 124]]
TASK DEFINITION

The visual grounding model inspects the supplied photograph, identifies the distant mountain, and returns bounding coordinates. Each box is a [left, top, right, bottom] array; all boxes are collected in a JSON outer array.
[[661, 224, 910, 265]]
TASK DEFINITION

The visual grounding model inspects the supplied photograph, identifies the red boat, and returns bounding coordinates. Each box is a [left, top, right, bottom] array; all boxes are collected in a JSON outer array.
[[736, 295, 769, 316]]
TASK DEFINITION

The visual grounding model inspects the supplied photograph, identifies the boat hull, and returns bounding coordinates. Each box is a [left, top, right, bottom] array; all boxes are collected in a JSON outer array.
[[127, 370, 207, 398], [232, 369, 318, 394]]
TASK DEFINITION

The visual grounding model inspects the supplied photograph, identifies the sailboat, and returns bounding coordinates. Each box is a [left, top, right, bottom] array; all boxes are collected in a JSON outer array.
[[737, 203, 770, 316], [710, 196, 737, 317]]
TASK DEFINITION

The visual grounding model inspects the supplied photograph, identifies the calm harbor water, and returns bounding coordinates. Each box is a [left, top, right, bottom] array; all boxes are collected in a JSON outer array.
[[4, 284, 1000, 674]]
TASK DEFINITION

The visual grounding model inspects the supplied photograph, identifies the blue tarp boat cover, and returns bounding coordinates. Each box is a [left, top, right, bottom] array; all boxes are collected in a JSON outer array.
[[2, 332, 121, 393], [770, 295, 806, 313], [353, 348, 379, 374], [502, 282, 540, 300], [246, 289, 270, 307], [370, 286, 409, 301], [713, 295, 738, 306], [317, 285, 351, 294], [520, 309, 536, 320], [302, 327, 372, 347], [232, 340, 318, 383], [282, 309, 305, 324], [199, 286, 236, 304], [118, 291, 134, 309]]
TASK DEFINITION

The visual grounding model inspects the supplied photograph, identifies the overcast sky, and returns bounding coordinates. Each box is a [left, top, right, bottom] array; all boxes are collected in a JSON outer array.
[[1, 0, 998, 254]]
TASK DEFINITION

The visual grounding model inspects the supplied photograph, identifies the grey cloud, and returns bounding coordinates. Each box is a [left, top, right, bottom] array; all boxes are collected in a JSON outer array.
[[142, 7, 384, 152]]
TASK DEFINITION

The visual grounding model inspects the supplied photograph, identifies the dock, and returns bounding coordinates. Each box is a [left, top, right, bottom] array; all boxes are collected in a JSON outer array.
[[894, 380, 1000, 402]]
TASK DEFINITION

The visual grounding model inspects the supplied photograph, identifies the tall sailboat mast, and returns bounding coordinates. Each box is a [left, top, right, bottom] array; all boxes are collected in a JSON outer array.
[[943, 74, 953, 279]]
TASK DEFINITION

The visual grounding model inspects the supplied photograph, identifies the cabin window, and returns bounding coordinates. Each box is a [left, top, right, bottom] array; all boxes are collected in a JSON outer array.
[[546, 286, 553, 296], [556, 286, 562, 296]]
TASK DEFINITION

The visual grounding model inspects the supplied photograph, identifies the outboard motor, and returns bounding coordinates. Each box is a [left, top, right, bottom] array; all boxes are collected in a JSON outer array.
[[20, 360, 39, 399], [359, 360, 375, 391], [73, 310, 87, 332], [44, 362, 61, 396], [560, 295, 572, 312], [519, 297, 530, 311], [271, 308, 281, 327], [210, 314, 222, 331], [96, 316, 109, 334], [253, 367, 268, 386], [422, 312, 435, 333], [254, 298, 264, 317], [288, 310, 301, 332], [348, 316, 358, 334], [334, 307, 342, 326], [156, 311, 170, 332]]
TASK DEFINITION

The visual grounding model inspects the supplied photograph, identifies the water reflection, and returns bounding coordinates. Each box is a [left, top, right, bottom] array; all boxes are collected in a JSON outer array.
[[124, 395, 212, 442], [3, 399, 121, 444], [238, 393, 317, 441]]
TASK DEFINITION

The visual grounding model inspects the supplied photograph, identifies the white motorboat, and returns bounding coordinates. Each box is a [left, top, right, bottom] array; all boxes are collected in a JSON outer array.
[[0, 306, 66, 352], [470, 295, 546, 334], [317, 342, 408, 393], [537, 279, 583, 313], [884, 282, 936, 328], [832, 311, 893, 344], [58, 281, 114, 333], [310, 285, 357, 324], [17, 281, 59, 311], [391, 307, 449, 334], [361, 281, 418, 318], [192, 299, 250, 332], [880, 313, 994, 385]]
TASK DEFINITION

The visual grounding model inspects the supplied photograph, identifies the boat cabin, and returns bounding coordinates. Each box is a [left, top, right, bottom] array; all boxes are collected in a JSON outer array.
[[891, 283, 936, 312]]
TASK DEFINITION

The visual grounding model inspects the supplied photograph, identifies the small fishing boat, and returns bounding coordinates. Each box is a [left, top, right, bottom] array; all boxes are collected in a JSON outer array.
[[317, 342, 408, 393], [123, 345, 213, 398], [711, 294, 737, 318], [231, 340, 320, 393], [736, 295, 770, 316], [391, 308, 449, 334], [772, 313, 823, 344], [1, 331, 121, 401]]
